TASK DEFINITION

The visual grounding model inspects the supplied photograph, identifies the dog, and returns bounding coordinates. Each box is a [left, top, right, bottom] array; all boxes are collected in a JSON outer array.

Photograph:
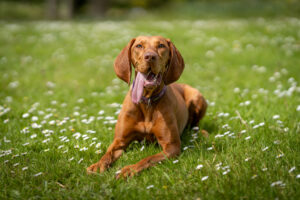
[[87, 36, 207, 179]]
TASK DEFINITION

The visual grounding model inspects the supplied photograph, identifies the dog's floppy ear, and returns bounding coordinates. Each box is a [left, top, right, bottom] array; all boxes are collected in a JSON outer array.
[[114, 38, 136, 85], [164, 39, 185, 85]]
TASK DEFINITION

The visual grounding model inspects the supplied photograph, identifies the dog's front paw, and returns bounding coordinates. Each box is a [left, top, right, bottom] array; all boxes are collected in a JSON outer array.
[[86, 162, 107, 174], [116, 164, 139, 179]]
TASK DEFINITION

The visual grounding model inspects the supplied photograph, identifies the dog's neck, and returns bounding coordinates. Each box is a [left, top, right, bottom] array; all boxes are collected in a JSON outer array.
[[143, 83, 165, 99], [140, 83, 166, 106]]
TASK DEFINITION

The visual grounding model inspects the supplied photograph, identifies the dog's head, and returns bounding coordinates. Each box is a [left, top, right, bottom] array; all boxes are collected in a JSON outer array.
[[114, 36, 184, 103]]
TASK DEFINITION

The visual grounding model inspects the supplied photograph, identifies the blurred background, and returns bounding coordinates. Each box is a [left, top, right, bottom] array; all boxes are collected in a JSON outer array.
[[1, 0, 300, 21]]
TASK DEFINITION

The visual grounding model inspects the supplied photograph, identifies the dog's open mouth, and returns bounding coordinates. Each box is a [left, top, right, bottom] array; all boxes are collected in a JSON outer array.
[[144, 71, 162, 87], [131, 71, 162, 104]]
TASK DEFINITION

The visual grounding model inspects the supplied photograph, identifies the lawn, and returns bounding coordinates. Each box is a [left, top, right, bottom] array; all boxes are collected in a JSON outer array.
[[0, 18, 300, 199]]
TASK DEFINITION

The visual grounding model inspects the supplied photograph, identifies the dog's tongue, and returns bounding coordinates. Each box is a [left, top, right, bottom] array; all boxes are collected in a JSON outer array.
[[132, 72, 146, 104]]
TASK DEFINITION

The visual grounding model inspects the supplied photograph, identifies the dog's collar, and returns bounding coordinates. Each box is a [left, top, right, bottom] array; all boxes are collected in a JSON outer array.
[[141, 85, 167, 106], [132, 78, 167, 106]]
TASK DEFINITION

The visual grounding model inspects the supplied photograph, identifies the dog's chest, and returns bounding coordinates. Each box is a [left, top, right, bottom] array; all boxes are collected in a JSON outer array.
[[136, 113, 155, 135], [143, 121, 153, 133]]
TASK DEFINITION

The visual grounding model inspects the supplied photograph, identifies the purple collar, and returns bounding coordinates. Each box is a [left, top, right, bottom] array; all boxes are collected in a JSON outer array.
[[141, 86, 167, 105]]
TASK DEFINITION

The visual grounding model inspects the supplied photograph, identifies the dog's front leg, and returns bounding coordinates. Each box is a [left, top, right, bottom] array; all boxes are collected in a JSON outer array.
[[87, 138, 129, 174], [116, 123, 181, 179], [87, 115, 137, 174]]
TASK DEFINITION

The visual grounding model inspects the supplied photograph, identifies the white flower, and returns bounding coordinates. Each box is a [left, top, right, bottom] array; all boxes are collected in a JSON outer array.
[[262, 147, 269, 151], [215, 134, 224, 138], [296, 174, 300, 179], [13, 163, 19, 167], [9, 81, 19, 88], [253, 125, 259, 129], [95, 150, 101, 154], [46, 81, 56, 88], [201, 176, 209, 181], [48, 120, 55, 125], [140, 145, 145, 151], [79, 147, 88, 151], [146, 185, 154, 189], [22, 166, 28, 171], [95, 143, 101, 148], [273, 115, 280, 119], [273, 140, 280, 144], [33, 172, 43, 177], [86, 130, 96, 134], [245, 136, 251, 140], [251, 174, 257, 179], [270, 181, 285, 187], [22, 113, 29, 118], [31, 116, 38, 121], [31, 123, 42, 129], [4, 136, 11, 143], [82, 135, 89, 140], [73, 132, 81, 139], [289, 167, 296, 173], [173, 160, 179, 164], [207, 147, 213, 150], [98, 110, 105, 115], [68, 157, 74, 161], [196, 164, 203, 170], [234, 88, 240, 93], [222, 169, 230, 175], [245, 157, 251, 162], [73, 111, 80, 116], [276, 154, 284, 158], [89, 142, 96, 147], [42, 138, 50, 143], [30, 134, 37, 139], [223, 113, 229, 117], [78, 158, 83, 164], [240, 130, 246, 134], [77, 98, 84, 103], [244, 101, 251, 106], [297, 105, 300, 111]]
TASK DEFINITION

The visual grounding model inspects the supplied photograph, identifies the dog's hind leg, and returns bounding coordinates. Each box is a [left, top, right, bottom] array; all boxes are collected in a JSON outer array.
[[181, 84, 207, 127]]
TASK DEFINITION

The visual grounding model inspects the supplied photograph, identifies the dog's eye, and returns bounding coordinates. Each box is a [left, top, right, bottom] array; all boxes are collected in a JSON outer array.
[[158, 44, 165, 48], [136, 44, 143, 48]]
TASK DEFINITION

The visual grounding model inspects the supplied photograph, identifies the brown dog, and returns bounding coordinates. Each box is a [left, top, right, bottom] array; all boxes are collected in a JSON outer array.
[[87, 36, 207, 179]]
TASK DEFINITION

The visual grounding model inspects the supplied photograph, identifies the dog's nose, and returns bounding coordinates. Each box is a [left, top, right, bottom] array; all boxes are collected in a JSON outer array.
[[144, 52, 157, 62]]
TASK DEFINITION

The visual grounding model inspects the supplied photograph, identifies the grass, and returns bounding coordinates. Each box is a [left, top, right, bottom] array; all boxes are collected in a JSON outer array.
[[0, 18, 300, 199]]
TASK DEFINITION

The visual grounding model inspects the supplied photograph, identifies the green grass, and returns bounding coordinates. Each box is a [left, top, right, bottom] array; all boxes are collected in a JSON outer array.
[[0, 18, 300, 199]]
